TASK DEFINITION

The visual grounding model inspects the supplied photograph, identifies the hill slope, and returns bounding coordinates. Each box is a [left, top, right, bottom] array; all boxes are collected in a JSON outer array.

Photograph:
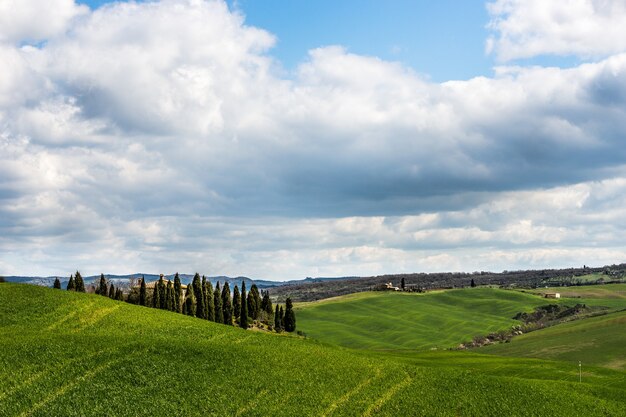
[[295, 289, 556, 350], [1, 283, 625, 416], [481, 310, 626, 370]]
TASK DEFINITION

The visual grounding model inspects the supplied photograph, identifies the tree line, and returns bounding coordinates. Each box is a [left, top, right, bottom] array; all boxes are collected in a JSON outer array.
[[58, 271, 295, 332]]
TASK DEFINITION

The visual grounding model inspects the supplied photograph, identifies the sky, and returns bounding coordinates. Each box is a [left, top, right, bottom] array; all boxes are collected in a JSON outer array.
[[1, 0, 626, 280]]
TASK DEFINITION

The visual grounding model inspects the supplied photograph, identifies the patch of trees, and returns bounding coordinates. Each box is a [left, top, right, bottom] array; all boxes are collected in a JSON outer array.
[[66, 271, 86, 292], [61, 271, 296, 333], [270, 263, 626, 302]]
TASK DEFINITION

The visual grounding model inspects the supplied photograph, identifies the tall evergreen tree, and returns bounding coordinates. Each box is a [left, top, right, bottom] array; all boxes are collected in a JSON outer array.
[[173, 273, 182, 312], [108, 283, 115, 298], [184, 283, 196, 317], [66, 275, 76, 291], [279, 306, 284, 329], [233, 285, 241, 320], [192, 274, 205, 319], [248, 284, 261, 319], [214, 282, 223, 324], [222, 282, 233, 325], [115, 288, 123, 301], [284, 298, 296, 332], [139, 276, 147, 306], [261, 291, 273, 315], [470, 278, 476, 288], [74, 271, 85, 292], [401, 277, 406, 291], [166, 280, 174, 311], [158, 275, 167, 309], [274, 304, 282, 332], [97, 274, 107, 296], [205, 280, 215, 321], [53, 278, 61, 289], [240, 281, 248, 329], [152, 279, 160, 308]]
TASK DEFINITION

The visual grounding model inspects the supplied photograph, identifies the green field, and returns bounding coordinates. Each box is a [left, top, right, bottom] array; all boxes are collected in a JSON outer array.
[[1, 283, 626, 416], [482, 310, 626, 370], [295, 288, 554, 350], [295, 286, 626, 351]]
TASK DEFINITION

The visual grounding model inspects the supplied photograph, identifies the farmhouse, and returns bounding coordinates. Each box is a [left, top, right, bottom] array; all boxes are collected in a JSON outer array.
[[544, 292, 560, 299], [385, 282, 400, 291]]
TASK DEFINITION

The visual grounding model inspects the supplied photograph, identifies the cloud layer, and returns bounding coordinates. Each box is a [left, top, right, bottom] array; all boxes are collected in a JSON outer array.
[[1, 0, 625, 279], [487, 0, 626, 61]]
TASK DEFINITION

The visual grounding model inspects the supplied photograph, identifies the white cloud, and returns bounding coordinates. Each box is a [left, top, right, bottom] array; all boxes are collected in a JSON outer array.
[[0, 0, 87, 43], [1, 0, 626, 279], [487, 0, 626, 61]]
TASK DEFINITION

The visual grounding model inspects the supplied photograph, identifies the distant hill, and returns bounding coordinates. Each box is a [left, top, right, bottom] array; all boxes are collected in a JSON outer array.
[[270, 263, 626, 302], [1, 273, 358, 291]]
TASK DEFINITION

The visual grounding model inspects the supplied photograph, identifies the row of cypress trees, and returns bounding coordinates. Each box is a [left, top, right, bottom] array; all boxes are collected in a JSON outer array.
[[136, 273, 295, 332], [54, 271, 296, 332]]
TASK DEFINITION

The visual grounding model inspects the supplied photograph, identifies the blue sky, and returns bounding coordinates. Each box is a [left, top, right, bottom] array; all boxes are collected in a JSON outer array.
[[78, 0, 491, 81], [2, 0, 626, 279]]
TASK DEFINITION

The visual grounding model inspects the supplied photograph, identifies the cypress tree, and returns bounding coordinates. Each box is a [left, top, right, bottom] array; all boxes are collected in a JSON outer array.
[[97, 274, 107, 296], [53, 278, 61, 289], [401, 277, 406, 291], [192, 274, 205, 319], [279, 306, 284, 329], [284, 298, 296, 332], [74, 271, 85, 292], [471, 278, 476, 288], [274, 304, 282, 332], [184, 283, 196, 317], [152, 279, 159, 308], [240, 281, 248, 329], [108, 283, 115, 298], [173, 273, 182, 312], [222, 282, 233, 325], [115, 288, 123, 301], [248, 284, 261, 319], [67, 275, 76, 291], [233, 285, 241, 320], [139, 276, 147, 306], [166, 280, 174, 311], [158, 275, 167, 309], [214, 282, 223, 324], [205, 280, 215, 321], [261, 291, 273, 315]]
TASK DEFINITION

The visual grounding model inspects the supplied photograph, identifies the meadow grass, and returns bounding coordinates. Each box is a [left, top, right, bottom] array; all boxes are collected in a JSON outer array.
[[1, 283, 625, 416]]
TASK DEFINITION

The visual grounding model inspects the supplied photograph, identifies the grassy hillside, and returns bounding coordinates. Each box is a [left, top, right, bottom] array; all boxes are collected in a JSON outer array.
[[481, 310, 626, 370], [1, 283, 626, 416], [530, 283, 626, 303], [295, 288, 559, 350]]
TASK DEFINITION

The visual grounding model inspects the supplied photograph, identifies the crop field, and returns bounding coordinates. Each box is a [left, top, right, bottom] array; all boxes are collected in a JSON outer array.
[[1, 283, 625, 416]]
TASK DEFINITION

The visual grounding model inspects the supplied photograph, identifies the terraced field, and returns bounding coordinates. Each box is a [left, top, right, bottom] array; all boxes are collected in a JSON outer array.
[[1, 283, 625, 416]]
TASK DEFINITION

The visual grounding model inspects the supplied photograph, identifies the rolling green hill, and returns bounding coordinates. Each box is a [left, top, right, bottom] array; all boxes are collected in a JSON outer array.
[[481, 310, 626, 370], [1, 283, 625, 416], [295, 286, 626, 351], [295, 288, 557, 350]]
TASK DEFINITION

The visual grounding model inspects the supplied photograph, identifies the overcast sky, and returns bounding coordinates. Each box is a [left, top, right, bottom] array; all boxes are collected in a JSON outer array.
[[1, 0, 626, 280]]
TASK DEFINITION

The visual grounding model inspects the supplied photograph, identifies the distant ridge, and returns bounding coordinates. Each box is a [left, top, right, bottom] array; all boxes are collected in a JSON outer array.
[[2, 273, 359, 290]]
